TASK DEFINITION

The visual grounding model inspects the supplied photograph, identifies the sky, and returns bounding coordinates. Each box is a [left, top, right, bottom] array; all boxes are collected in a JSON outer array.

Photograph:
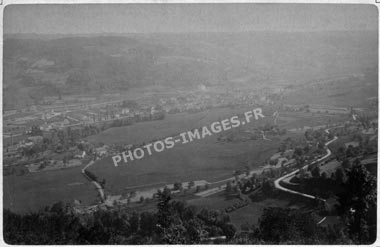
[[4, 3, 378, 34]]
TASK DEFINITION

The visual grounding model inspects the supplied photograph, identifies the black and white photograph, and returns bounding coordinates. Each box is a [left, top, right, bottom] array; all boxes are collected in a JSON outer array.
[[2, 1, 379, 245]]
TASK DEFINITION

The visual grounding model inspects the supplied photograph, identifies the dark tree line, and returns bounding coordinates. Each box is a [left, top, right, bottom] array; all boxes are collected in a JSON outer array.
[[3, 164, 376, 244], [4, 189, 236, 244]]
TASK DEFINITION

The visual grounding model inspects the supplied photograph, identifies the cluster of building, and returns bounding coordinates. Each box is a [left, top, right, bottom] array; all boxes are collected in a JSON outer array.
[[157, 88, 274, 114], [3, 86, 283, 177]]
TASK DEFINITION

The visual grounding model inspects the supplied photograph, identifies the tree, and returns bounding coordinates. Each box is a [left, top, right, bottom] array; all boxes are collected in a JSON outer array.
[[100, 178, 106, 188], [341, 159, 351, 169], [335, 146, 346, 161], [299, 168, 306, 179], [122, 100, 138, 109], [129, 212, 140, 233], [335, 168, 346, 184], [337, 164, 376, 244], [304, 129, 313, 140], [258, 207, 320, 243], [294, 147, 303, 157], [311, 166, 321, 178], [225, 181, 232, 194], [303, 144, 311, 154], [140, 211, 156, 236], [30, 125, 43, 136], [188, 181, 195, 189], [278, 143, 286, 153], [155, 189, 172, 228], [185, 219, 202, 243], [261, 180, 274, 195], [173, 182, 182, 191], [221, 223, 237, 240], [245, 166, 250, 176], [346, 146, 355, 157], [129, 191, 136, 198], [195, 185, 201, 193], [317, 142, 324, 150]]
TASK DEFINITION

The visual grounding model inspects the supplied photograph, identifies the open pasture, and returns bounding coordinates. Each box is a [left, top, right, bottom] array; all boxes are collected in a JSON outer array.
[[88, 134, 280, 195], [4, 107, 336, 212], [3, 166, 97, 212], [86, 106, 275, 145]]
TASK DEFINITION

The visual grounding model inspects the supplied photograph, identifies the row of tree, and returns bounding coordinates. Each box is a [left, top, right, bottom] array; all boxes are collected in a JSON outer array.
[[4, 189, 236, 244]]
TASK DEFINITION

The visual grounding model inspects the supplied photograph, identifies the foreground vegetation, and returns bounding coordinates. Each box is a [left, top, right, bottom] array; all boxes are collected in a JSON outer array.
[[4, 163, 376, 244]]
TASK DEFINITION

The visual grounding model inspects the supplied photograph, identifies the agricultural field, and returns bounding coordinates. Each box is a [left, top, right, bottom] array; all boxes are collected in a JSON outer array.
[[88, 131, 281, 194], [3, 166, 98, 212], [186, 192, 302, 227], [86, 106, 275, 145], [3, 106, 345, 212], [87, 109, 341, 196]]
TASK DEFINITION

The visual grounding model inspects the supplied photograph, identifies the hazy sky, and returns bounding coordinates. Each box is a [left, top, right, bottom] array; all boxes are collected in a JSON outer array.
[[4, 3, 378, 34]]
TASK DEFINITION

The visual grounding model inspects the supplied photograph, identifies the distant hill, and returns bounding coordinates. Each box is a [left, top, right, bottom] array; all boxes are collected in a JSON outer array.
[[4, 31, 377, 109]]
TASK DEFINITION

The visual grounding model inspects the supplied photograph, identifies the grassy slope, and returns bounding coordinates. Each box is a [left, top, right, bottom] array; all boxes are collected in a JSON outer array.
[[3, 166, 98, 212]]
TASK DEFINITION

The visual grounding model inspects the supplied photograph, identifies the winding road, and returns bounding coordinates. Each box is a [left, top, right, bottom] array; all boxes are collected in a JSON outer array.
[[274, 127, 340, 202]]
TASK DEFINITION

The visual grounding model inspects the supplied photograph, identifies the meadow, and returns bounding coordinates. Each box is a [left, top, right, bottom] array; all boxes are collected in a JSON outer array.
[[3, 166, 98, 212], [187, 193, 300, 227], [87, 108, 336, 196], [4, 107, 343, 212], [86, 106, 274, 145], [88, 134, 280, 195]]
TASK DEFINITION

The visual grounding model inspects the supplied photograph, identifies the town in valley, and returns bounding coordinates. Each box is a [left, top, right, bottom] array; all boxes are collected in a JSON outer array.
[[2, 3, 378, 245]]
